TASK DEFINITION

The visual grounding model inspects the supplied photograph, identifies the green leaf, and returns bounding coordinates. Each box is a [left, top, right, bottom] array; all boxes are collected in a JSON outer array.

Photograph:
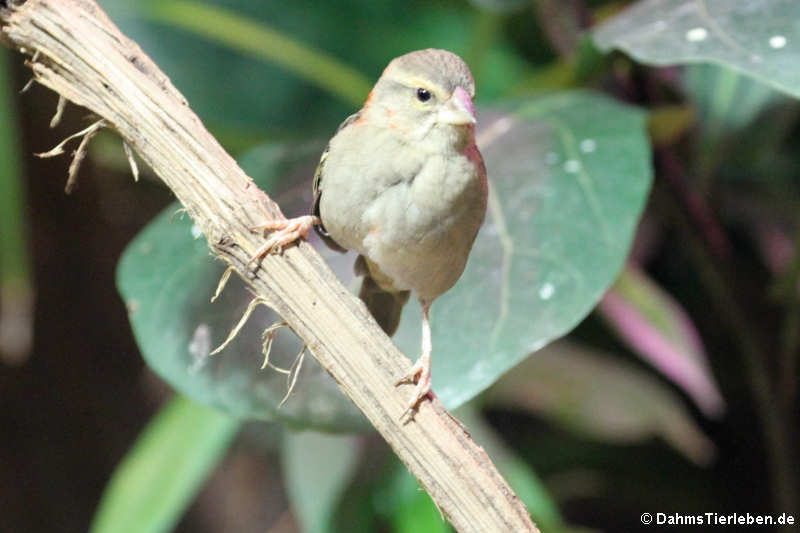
[[468, 0, 528, 14], [0, 49, 34, 363], [486, 340, 716, 465], [0, 50, 28, 284], [141, 0, 371, 108], [118, 90, 651, 429], [455, 406, 563, 531], [381, 465, 452, 533], [685, 63, 786, 135], [90, 395, 239, 533], [682, 63, 795, 184], [281, 431, 361, 533], [593, 0, 800, 99]]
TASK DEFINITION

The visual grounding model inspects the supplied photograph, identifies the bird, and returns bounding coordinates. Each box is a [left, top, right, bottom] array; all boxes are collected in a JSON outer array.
[[251, 49, 487, 414]]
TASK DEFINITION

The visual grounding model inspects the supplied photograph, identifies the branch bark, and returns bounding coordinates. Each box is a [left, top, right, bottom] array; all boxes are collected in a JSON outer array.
[[0, 1, 538, 531]]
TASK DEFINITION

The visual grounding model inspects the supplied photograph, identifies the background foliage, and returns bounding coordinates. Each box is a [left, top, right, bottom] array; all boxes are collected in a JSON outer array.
[[2, 1, 799, 532]]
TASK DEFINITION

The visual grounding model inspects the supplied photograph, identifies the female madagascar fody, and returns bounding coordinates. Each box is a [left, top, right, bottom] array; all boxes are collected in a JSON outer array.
[[252, 49, 487, 414]]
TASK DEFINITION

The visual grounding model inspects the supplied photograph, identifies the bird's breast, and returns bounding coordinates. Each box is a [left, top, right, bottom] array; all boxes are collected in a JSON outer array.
[[361, 144, 487, 300]]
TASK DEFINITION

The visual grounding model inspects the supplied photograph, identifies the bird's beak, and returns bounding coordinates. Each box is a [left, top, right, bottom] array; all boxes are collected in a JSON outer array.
[[438, 86, 476, 126]]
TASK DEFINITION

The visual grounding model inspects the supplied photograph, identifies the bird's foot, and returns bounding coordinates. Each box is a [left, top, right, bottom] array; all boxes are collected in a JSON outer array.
[[248, 215, 319, 265], [396, 352, 432, 417]]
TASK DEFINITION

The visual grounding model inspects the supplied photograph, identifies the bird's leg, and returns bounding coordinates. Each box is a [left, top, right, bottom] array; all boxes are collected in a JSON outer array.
[[248, 215, 319, 264], [397, 300, 433, 413]]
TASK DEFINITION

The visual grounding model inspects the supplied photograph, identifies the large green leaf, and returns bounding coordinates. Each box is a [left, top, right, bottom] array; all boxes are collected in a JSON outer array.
[[593, 0, 800, 99], [117, 90, 651, 428], [90, 395, 239, 533]]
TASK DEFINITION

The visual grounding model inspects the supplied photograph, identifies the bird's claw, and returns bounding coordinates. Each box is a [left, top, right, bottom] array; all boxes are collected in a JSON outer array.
[[396, 354, 432, 418], [248, 215, 319, 266]]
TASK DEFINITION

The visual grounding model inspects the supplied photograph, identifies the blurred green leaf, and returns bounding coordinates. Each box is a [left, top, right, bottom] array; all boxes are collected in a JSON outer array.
[[382, 465, 452, 533], [683, 63, 796, 185], [0, 49, 33, 364], [486, 340, 716, 465], [281, 431, 361, 533], [599, 265, 725, 417], [143, 0, 371, 108], [685, 63, 786, 135], [468, 0, 528, 14], [118, 91, 651, 430], [90, 396, 239, 533], [0, 50, 27, 283], [456, 406, 563, 531], [594, 0, 800, 99]]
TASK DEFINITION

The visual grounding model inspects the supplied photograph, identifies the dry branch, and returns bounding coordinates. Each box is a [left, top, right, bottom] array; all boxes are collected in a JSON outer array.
[[0, 1, 538, 531]]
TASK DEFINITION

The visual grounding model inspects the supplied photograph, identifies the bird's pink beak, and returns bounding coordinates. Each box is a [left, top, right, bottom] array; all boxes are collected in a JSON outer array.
[[439, 86, 476, 126]]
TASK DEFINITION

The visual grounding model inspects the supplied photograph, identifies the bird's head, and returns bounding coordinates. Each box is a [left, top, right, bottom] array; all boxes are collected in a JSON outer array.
[[366, 49, 477, 148]]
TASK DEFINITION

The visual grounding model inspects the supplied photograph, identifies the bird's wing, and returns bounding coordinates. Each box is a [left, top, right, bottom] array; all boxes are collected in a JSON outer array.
[[311, 111, 362, 252]]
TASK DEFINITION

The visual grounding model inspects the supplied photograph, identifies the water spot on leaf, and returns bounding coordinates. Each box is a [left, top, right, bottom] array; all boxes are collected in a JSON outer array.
[[594, 2, 800, 99], [580, 139, 597, 153], [769, 35, 787, 49], [188, 323, 212, 373], [685, 27, 708, 42], [564, 159, 582, 173], [539, 282, 555, 300]]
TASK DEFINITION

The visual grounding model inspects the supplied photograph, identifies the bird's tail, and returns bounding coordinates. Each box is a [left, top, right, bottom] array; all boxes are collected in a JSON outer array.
[[355, 255, 410, 337]]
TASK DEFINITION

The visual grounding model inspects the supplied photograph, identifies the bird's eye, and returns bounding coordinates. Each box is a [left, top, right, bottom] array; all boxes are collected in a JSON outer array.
[[416, 88, 432, 102]]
